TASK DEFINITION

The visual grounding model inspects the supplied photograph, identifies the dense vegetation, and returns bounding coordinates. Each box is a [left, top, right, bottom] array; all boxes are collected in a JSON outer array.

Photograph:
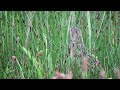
[[0, 11, 120, 79]]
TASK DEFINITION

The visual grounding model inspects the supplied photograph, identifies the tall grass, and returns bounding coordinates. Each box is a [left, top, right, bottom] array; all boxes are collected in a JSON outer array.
[[0, 11, 120, 79]]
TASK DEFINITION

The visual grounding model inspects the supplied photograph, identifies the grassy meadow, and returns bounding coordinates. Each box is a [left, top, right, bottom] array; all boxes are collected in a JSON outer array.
[[0, 11, 120, 79]]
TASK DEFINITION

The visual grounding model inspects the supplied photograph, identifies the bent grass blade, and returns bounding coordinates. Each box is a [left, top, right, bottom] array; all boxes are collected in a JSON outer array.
[[21, 46, 43, 79]]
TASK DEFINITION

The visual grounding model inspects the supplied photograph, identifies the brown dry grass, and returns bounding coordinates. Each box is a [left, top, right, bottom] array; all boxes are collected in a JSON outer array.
[[52, 70, 72, 79]]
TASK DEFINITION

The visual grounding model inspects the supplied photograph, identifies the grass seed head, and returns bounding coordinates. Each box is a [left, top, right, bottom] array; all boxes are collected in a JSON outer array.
[[11, 56, 17, 61], [36, 50, 43, 57]]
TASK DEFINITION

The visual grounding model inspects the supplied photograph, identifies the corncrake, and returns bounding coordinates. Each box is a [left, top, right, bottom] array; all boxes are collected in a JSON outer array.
[[69, 27, 101, 73]]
